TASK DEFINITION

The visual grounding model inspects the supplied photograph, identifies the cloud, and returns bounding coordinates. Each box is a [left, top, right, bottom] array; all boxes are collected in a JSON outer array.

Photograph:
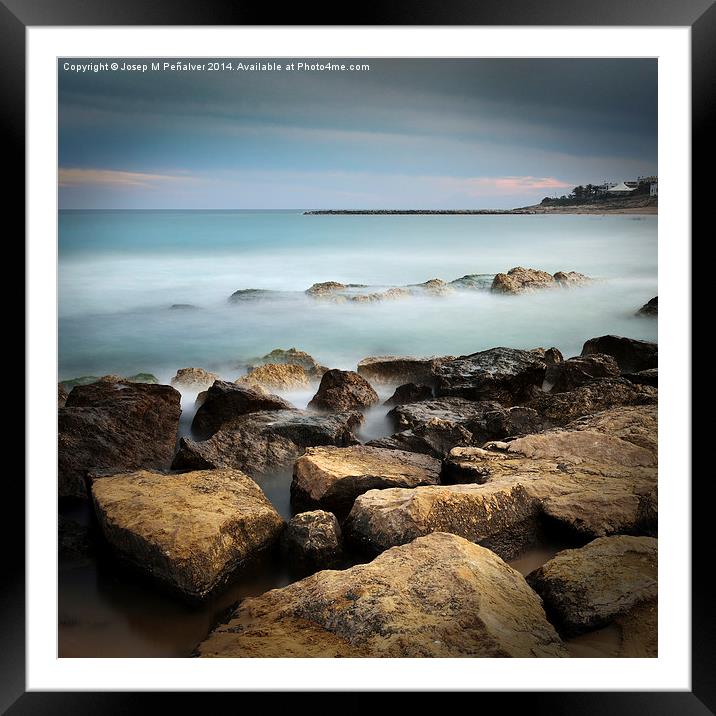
[[433, 175, 573, 197], [58, 168, 195, 188]]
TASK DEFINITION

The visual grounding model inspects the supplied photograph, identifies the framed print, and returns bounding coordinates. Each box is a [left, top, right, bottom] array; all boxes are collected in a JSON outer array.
[[7, 0, 707, 711]]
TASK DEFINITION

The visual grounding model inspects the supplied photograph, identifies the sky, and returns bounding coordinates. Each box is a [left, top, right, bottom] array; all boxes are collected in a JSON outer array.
[[58, 58, 657, 210]]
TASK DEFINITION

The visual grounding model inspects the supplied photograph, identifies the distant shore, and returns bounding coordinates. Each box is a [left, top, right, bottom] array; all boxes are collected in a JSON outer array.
[[305, 196, 658, 216]]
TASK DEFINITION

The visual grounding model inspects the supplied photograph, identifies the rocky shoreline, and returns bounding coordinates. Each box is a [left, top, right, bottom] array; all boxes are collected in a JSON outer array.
[[59, 330, 659, 658]]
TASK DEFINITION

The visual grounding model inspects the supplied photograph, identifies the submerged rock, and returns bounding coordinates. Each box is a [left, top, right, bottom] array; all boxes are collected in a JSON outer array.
[[173, 410, 362, 477], [247, 348, 327, 379], [357, 355, 451, 387], [237, 363, 311, 391], [291, 445, 441, 512], [91, 469, 285, 601], [307, 369, 379, 412], [171, 367, 220, 392], [196, 532, 568, 658], [191, 380, 294, 439], [408, 278, 453, 295], [433, 347, 547, 404], [449, 274, 494, 290], [169, 303, 199, 310], [228, 288, 281, 303], [636, 296, 658, 317], [305, 281, 347, 296], [59, 381, 181, 498], [491, 267, 590, 294], [545, 353, 620, 392], [581, 335, 657, 373], [553, 271, 591, 288], [527, 535, 657, 639], [281, 510, 342, 567]]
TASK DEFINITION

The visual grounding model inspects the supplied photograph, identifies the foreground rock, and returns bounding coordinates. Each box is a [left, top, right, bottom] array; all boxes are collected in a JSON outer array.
[[292, 445, 441, 512], [59, 373, 159, 391], [565, 405, 657, 455], [237, 363, 311, 391], [196, 532, 568, 657], [58, 516, 93, 564], [581, 335, 657, 373], [173, 410, 362, 477], [281, 510, 342, 567], [491, 267, 590, 294], [636, 297, 658, 317], [307, 369, 379, 412], [59, 381, 181, 498], [433, 347, 547, 404], [623, 368, 658, 388], [545, 353, 620, 392], [357, 355, 450, 387], [191, 381, 294, 439], [58, 384, 68, 407], [347, 413, 657, 557], [384, 382, 433, 406], [247, 347, 327, 379], [171, 367, 220, 392], [527, 535, 657, 639], [92, 469, 284, 601]]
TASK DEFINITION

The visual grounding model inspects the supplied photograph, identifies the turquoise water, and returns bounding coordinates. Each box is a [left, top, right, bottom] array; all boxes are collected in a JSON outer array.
[[59, 210, 657, 383]]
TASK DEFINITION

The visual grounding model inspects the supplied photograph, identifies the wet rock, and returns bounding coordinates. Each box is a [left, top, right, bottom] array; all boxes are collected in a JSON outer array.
[[191, 380, 294, 439], [367, 420, 475, 459], [449, 274, 494, 290], [228, 288, 280, 303], [553, 271, 591, 287], [281, 510, 342, 567], [357, 355, 451, 387], [482, 406, 546, 441], [349, 287, 411, 302], [237, 363, 311, 391], [196, 532, 568, 658], [581, 335, 657, 373], [527, 535, 657, 638], [636, 296, 657, 317], [530, 347, 564, 365], [171, 367, 220, 392], [545, 353, 620, 392], [292, 445, 441, 512], [58, 384, 68, 407], [433, 347, 547, 404], [307, 369, 379, 412], [91, 469, 285, 601], [248, 348, 327, 379], [347, 419, 657, 557], [623, 368, 658, 388], [492, 267, 590, 294], [409, 278, 453, 295], [59, 373, 159, 391], [59, 381, 181, 498], [526, 377, 657, 427], [173, 410, 362, 477], [384, 383, 433, 406], [305, 281, 347, 296]]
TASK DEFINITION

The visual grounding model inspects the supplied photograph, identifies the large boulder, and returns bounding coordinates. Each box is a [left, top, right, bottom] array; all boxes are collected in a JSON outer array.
[[58, 381, 181, 498], [527, 535, 657, 638], [247, 348, 327, 379], [173, 410, 362, 477], [565, 405, 657, 455], [291, 445, 441, 512], [389, 397, 503, 431], [347, 413, 657, 557], [196, 532, 568, 658], [170, 367, 220, 392], [433, 347, 547, 404], [545, 353, 620, 392], [384, 383, 433, 406], [281, 510, 342, 567], [581, 335, 657, 373], [553, 271, 591, 288], [491, 267, 590, 294], [526, 377, 657, 426], [237, 363, 311, 391], [636, 296, 658, 317], [91, 469, 285, 601], [357, 356, 450, 387], [623, 368, 658, 388], [191, 380, 294, 439], [307, 369, 379, 412], [367, 421, 475, 459]]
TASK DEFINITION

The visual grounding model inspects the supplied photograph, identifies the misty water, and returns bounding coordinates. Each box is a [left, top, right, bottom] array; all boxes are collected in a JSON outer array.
[[59, 209, 657, 657]]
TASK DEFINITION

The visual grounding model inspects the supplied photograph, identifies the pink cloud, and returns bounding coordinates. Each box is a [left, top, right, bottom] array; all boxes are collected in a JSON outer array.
[[58, 168, 195, 188], [436, 175, 573, 196]]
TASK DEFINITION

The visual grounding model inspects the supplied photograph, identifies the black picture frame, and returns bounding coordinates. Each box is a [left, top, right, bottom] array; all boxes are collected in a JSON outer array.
[[6, 0, 704, 711]]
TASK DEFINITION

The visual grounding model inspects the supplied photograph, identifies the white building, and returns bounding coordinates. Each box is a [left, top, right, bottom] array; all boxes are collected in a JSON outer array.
[[607, 181, 637, 196], [650, 181, 658, 197]]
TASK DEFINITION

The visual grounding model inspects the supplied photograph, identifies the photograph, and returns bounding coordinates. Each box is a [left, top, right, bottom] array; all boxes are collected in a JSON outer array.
[[56, 57, 660, 659]]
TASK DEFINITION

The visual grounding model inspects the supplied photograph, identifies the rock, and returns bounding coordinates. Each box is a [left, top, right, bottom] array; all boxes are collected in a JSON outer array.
[[169, 303, 199, 310], [170, 367, 220, 392], [237, 363, 311, 391], [292, 445, 441, 512], [450, 274, 493, 290], [564, 405, 657, 455], [384, 383, 433, 406], [526, 377, 657, 426], [389, 397, 503, 431], [482, 406, 547, 441], [349, 287, 411, 302], [307, 369, 379, 412], [196, 532, 568, 657], [248, 348, 327, 379], [347, 417, 657, 557], [191, 380, 294, 439], [553, 271, 591, 287], [636, 296, 658, 317], [195, 390, 208, 407], [545, 353, 620, 392], [59, 381, 181, 498], [59, 375, 100, 391], [59, 516, 93, 564], [357, 355, 451, 387], [59, 373, 159, 391], [581, 335, 657, 373], [58, 384, 68, 407], [173, 410, 362, 477], [125, 373, 159, 384], [527, 535, 657, 637], [228, 288, 280, 303], [623, 368, 658, 387], [305, 281, 347, 296], [530, 347, 564, 365], [281, 510, 342, 567], [91, 469, 285, 601], [491, 267, 556, 294], [433, 347, 547, 404], [409, 278, 453, 295], [368, 420, 475, 459]]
